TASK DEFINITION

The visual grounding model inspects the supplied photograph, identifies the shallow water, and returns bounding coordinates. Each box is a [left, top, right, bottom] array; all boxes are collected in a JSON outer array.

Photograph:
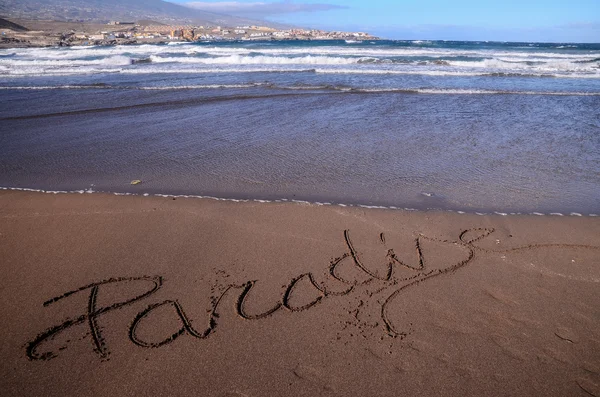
[[1, 40, 599, 213]]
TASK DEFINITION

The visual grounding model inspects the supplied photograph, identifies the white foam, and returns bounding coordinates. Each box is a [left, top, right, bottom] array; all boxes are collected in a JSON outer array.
[[448, 58, 596, 73], [149, 54, 360, 65], [358, 205, 387, 209], [0, 85, 110, 90], [3, 84, 596, 97], [2, 42, 598, 79], [120, 67, 312, 75], [411, 88, 600, 96], [2, 63, 597, 79], [291, 199, 310, 204], [314, 68, 599, 79], [0, 55, 132, 67], [6, 44, 596, 61], [0, 186, 594, 218], [138, 83, 264, 90]]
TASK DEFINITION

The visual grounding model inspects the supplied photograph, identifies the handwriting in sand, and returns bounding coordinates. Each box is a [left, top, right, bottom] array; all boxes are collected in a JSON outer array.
[[26, 228, 599, 361]]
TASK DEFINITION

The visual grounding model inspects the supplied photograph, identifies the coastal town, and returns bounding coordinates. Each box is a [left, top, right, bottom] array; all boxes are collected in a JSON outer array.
[[111, 21, 378, 42], [0, 18, 379, 48]]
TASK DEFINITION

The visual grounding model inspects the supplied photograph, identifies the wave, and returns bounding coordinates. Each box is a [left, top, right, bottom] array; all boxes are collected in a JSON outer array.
[[2, 83, 598, 96], [313, 86, 600, 96], [407, 88, 600, 96], [0, 83, 268, 90], [148, 54, 363, 65], [1, 42, 598, 79], [447, 58, 597, 72], [2, 64, 598, 78], [575, 57, 600, 64], [0, 55, 133, 66], [313, 68, 600, 78], [2, 42, 598, 84], [3, 47, 596, 69], [3, 44, 598, 62], [0, 67, 317, 76], [2, 66, 598, 79], [2, 57, 596, 76]]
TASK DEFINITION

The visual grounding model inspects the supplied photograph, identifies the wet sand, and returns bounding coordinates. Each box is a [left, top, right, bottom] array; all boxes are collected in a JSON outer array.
[[0, 190, 599, 396]]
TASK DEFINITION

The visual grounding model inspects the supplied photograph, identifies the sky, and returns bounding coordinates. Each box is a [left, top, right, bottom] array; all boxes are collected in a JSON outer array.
[[169, 0, 600, 42]]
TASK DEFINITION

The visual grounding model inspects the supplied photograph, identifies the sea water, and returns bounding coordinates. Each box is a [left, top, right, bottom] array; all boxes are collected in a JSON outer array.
[[0, 40, 599, 214]]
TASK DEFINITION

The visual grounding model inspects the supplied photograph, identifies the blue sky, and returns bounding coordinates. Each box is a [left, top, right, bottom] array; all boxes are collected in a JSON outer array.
[[171, 0, 600, 42]]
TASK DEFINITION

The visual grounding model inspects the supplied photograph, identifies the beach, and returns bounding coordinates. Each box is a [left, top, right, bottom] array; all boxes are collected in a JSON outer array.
[[1, 38, 599, 396], [0, 190, 599, 396]]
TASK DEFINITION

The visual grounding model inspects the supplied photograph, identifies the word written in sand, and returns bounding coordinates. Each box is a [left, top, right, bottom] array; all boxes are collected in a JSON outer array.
[[26, 228, 599, 361]]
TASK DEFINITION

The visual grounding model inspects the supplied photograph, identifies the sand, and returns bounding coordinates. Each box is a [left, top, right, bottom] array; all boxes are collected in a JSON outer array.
[[0, 190, 599, 396]]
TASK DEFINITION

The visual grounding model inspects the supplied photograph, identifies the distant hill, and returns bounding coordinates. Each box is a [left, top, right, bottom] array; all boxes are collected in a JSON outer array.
[[0, 17, 28, 31], [136, 20, 166, 27], [0, 0, 288, 28]]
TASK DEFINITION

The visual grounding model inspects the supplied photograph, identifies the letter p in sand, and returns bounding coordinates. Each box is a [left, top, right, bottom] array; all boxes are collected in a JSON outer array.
[[26, 276, 163, 361]]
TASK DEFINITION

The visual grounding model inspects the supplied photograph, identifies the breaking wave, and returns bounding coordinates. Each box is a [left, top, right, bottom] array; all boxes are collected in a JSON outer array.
[[1, 41, 599, 95], [148, 54, 363, 65]]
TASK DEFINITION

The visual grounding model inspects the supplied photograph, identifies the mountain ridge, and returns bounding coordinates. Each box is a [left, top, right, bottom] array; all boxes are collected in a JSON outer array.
[[0, 0, 290, 28]]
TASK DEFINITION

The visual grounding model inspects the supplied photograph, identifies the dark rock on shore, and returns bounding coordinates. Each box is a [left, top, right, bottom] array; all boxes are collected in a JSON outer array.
[[131, 57, 152, 65], [0, 18, 29, 32]]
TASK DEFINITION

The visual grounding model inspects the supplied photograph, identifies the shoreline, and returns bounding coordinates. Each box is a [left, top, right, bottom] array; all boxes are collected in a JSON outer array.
[[1, 189, 599, 396], [1, 186, 598, 218]]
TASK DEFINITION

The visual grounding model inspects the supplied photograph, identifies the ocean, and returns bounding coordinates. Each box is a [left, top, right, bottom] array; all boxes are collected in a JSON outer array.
[[0, 40, 599, 214]]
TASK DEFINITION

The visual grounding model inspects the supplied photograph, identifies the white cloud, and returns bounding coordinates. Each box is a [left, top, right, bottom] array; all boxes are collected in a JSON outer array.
[[184, 1, 346, 16]]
